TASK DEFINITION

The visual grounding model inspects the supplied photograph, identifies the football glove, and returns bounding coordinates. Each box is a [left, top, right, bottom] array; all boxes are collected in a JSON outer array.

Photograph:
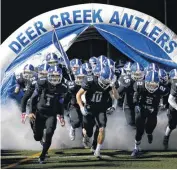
[[57, 115, 65, 127], [106, 107, 115, 115], [80, 106, 88, 116], [21, 113, 27, 124]]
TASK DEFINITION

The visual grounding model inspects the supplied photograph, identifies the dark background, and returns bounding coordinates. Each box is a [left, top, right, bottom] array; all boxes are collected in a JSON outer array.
[[1, 0, 177, 62]]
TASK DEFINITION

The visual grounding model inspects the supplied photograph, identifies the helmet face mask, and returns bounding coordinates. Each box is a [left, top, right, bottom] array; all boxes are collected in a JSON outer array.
[[98, 77, 110, 90], [91, 63, 97, 71], [71, 66, 80, 74], [38, 71, 48, 78], [145, 81, 159, 93], [23, 70, 33, 80], [75, 75, 85, 85], [159, 76, 168, 84], [48, 72, 62, 85], [48, 60, 58, 66], [131, 71, 144, 81]]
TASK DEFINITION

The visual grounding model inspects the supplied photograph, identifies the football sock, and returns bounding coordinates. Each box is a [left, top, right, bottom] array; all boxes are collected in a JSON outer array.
[[165, 126, 172, 136], [96, 144, 102, 152], [134, 140, 141, 150]]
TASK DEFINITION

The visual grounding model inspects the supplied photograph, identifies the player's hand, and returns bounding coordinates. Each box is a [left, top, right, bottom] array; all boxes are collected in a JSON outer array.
[[21, 113, 27, 124], [106, 107, 115, 115], [28, 113, 36, 123], [80, 106, 88, 116], [57, 115, 65, 127]]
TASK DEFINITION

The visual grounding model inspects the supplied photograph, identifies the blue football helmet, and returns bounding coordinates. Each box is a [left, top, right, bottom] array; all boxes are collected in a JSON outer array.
[[104, 58, 115, 72], [124, 62, 132, 75], [98, 66, 114, 89], [89, 56, 98, 70], [158, 69, 168, 85], [146, 63, 159, 73], [145, 71, 160, 93], [38, 63, 50, 78], [23, 64, 34, 80], [169, 69, 177, 80], [70, 58, 82, 75], [45, 52, 58, 66], [82, 63, 92, 76], [75, 67, 88, 85], [98, 55, 108, 67], [98, 55, 107, 62], [47, 66, 62, 85], [131, 62, 144, 81], [93, 63, 102, 77]]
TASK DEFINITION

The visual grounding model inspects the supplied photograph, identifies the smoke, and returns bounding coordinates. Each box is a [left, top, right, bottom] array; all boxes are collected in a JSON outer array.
[[1, 100, 177, 151]]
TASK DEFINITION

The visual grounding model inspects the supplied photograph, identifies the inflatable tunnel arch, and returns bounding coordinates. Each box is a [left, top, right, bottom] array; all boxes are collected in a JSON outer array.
[[0, 3, 177, 103]]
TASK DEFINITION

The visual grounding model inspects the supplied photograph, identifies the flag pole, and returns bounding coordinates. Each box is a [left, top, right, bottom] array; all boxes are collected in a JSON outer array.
[[52, 25, 73, 81]]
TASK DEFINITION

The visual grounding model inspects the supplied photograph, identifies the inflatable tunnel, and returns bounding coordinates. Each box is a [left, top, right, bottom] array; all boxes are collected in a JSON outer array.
[[0, 3, 177, 103]]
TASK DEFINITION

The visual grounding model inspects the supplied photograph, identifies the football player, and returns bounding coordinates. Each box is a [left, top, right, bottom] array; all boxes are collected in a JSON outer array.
[[15, 64, 37, 124], [76, 66, 119, 157], [66, 67, 88, 141], [131, 70, 169, 157], [117, 62, 144, 127], [163, 68, 177, 149], [29, 66, 67, 164]]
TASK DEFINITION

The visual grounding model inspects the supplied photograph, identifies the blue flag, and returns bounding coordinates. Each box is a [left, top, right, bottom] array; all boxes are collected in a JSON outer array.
[[52, 28, 70, 70]]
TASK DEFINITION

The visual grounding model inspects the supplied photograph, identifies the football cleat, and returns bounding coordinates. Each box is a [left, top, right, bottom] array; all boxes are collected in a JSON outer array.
[[83, 135, 90, 148], [163, 135, 169, 150], [94, 149, 101, 158], [147, 134, 153, 144], [90, 146, 96, 153], [69, 127, 75, 141], [131, 149, 140, 158], [38, 156, 45, 164]]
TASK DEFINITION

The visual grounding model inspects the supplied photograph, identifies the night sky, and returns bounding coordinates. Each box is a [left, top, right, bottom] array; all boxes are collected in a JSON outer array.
[[1, 0, 177, 42]]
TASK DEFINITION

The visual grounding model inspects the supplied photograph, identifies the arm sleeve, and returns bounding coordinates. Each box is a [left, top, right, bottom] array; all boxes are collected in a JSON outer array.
[[21, 89, 34, 113], [29, 83, 41, 113], [133, 82, 140, 105]]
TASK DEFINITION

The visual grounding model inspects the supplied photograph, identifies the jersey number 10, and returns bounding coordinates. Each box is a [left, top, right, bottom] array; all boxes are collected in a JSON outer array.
[[91, 92, 103, 102]]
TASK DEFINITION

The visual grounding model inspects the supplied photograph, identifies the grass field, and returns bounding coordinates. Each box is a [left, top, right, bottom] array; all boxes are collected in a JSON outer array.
[[1, 148, 177, 169]]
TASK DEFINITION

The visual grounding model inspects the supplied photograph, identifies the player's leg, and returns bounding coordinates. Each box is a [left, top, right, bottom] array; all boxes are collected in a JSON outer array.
[[131, 108, 146, 157], [82, 114, 95, 148], [33, 112, 46, 142], [39, 115, 57, 163], [163, 109, 177, 149], [91, 125, 99, 152], [123, 104, 135, 127], [94, 112, 107, 157], [145, 110, 158, 144], [69, 107, 82, 141]]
